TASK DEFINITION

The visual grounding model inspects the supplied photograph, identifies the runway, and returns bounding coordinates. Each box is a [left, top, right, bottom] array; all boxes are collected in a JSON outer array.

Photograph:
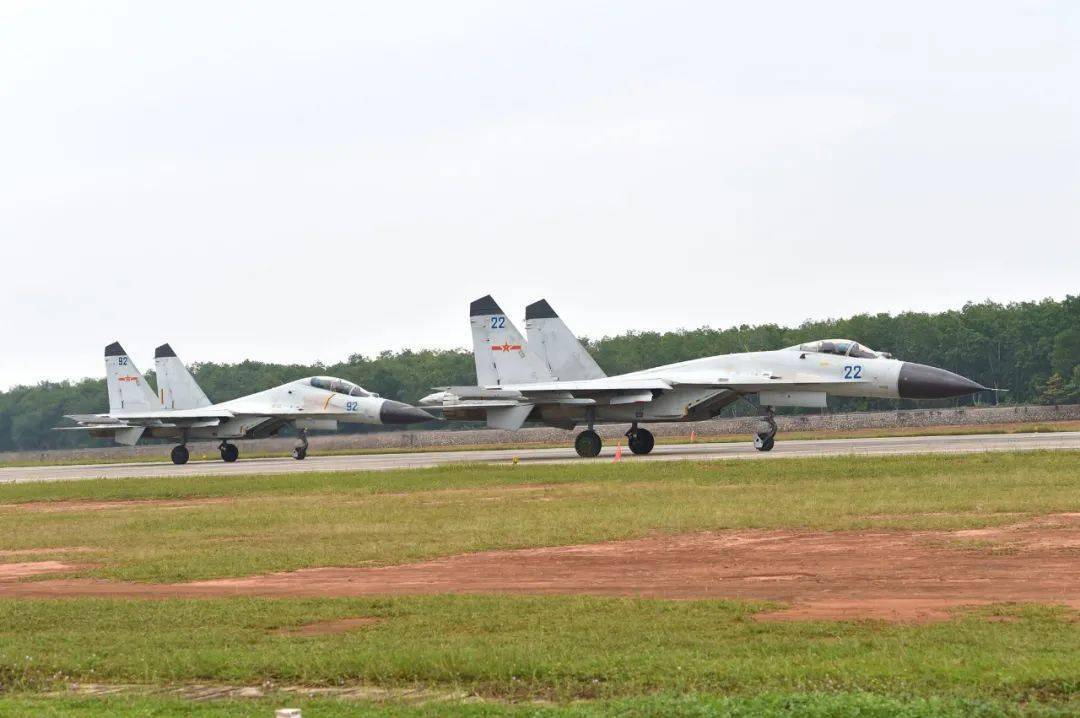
[[1, 431, 1077, 484]]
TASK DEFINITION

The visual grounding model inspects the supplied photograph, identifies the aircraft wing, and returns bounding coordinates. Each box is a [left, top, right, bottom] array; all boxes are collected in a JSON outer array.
[[491, 378, 673, 394], [106, 408, 236, 420], [476, 372, 866, 406]]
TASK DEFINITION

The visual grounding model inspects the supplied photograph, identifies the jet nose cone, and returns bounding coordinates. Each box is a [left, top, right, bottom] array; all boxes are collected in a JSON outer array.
[[379, 400, 436, 424], [898, 363, 986, 399]]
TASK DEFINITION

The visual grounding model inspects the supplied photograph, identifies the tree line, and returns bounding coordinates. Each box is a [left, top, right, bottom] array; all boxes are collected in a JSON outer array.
[[1, 296, 1076, 451]]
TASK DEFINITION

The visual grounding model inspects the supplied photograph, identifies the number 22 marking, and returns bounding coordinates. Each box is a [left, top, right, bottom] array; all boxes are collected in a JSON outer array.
[[490, 316, 506, 329], [843, 365, 862, 379]]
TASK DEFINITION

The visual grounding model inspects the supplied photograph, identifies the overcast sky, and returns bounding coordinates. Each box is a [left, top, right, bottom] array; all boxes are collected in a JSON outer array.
[[1, 1, 1076, 389]]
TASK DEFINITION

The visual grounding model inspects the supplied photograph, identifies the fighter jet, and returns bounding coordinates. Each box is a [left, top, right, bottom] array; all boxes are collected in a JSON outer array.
[[420, 296, 988, 457], [58, 342, 435, 464]]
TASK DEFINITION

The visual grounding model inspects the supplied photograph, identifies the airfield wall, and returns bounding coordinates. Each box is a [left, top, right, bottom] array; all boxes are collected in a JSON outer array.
[[3, 404, 1077, 465]]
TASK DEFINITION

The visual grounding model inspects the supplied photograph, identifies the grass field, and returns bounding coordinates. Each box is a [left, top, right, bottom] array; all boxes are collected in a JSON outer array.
[[1, 451, 1078, 582], [1, 451, 1078, 715], [3, 419, 1076, 468]]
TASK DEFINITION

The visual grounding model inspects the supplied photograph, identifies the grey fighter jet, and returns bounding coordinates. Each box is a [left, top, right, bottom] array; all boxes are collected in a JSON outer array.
[[420, 296, 987, 457], [58, 342, 434, 464]]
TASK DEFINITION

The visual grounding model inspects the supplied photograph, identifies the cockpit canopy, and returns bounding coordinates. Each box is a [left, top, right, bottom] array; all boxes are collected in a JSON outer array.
[[309, 376, 377, 398], [790, 339, 886, 359]]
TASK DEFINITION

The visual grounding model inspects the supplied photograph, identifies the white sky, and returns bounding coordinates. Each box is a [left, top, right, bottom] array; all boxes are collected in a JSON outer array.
[[1, 1, 1076, 388]]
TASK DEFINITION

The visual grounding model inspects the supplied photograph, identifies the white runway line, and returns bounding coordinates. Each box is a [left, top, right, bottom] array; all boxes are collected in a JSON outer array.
[[0, 431, 1076, 484]]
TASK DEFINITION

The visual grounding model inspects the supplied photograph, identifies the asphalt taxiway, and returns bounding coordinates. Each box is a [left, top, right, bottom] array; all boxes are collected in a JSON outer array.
[[0, 431, 1076, 484]]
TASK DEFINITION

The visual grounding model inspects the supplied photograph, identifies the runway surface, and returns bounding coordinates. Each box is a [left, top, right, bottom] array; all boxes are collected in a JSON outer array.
[[1, 431, 1077, 484]]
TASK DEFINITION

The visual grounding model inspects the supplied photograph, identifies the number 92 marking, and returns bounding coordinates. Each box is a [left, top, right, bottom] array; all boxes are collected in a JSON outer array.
[[345, 401, 359, 412], [843, 365, 862, 379]]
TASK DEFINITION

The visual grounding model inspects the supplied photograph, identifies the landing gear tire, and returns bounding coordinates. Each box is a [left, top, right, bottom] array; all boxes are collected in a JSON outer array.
[[219, 443, 239, 463], [628, 428, 655, 455], [754, 434, 775, 452], [170, 445, 189, 465], [574, 429, 602, 458]]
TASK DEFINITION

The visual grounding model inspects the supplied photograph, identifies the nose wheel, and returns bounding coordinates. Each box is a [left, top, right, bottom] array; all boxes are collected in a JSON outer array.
[[219, 442, 239, 463], [626, 425, 655, 455], [292, 428, 309, 460], [754, 410, 777, 452]]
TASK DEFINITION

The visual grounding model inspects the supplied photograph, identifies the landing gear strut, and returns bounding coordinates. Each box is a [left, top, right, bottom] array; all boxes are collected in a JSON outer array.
[[170, 444, 189, 465], [219, 441, 239, 463], [574, 410, 602, 458], [626, 423, 655, 455], [754, 408, 777, 452], [292, 428, 309, 460]]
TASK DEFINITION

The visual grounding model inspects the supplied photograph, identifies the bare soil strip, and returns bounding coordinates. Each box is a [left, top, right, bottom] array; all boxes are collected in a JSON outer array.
[[0, 561, 86, 580], [0, 547, 94, 557], [3, 514, 1079, 622], [0, 498, 231, 513]]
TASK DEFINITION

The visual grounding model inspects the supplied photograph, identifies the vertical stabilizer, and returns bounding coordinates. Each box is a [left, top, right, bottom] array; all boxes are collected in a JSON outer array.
[[469, 295, 552, 386], [104, 342, 160, 414], [155, 344, 211, 410], [525, 299, 606, 381]]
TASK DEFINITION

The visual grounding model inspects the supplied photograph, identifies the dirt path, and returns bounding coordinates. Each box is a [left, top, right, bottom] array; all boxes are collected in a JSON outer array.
[[3, 514, 1079, 621]]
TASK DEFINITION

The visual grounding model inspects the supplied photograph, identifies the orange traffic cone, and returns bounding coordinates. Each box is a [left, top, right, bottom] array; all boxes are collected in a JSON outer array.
[[690, 430, 696, 443], [613, 443, 622, 462]]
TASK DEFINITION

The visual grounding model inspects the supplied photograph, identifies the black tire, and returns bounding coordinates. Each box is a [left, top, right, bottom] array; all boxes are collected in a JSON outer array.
[[292, 447, 307, 460], [628, 428, 655, 455], [754, 434, 775, 452], [220, 444, 239, 463], [574, 429, 602, 458], [170, 445, 189, 465]]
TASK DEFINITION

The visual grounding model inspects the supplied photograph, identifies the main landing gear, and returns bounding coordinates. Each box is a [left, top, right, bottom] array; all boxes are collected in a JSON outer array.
[[574, 429, 602, 457], [573, 422, 656, 458], [292, 428, 309, 460], [754, 409, 777, 452], [626, 424, 655, 455], [219, 441, 239, 463], [170, 444, 189, 465]]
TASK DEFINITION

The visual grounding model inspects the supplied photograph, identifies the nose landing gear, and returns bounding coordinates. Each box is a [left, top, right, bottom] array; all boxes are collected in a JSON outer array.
[[754, 409, 777, 452], [292, 428, 309, 460]]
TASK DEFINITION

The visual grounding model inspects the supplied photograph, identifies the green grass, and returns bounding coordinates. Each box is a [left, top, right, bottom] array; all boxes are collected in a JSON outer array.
[[3, 451, 1079, 713], [0, 596, 1077, 704], [3, 692, 1077, 717], [1, 451, 1077, 582], [4, 420, 1076, 467]]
